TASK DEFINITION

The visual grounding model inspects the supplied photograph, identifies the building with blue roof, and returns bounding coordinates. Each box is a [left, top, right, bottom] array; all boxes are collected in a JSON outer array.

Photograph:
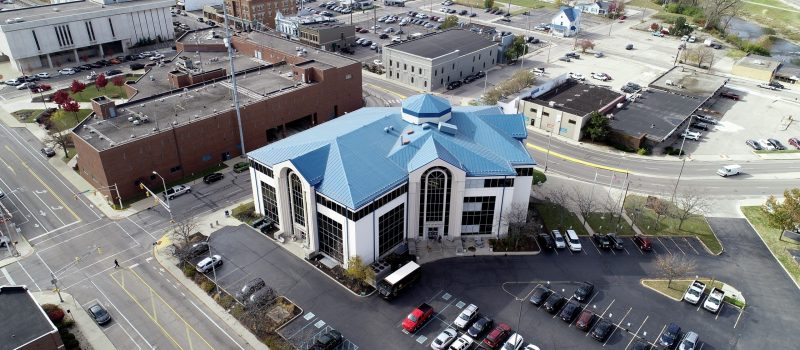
[[551, 7, 582, 37], [248, 94, 536, 266]]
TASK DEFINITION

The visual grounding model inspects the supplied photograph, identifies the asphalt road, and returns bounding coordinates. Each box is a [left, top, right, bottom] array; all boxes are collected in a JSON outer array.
[[0, 121, 256, 350]]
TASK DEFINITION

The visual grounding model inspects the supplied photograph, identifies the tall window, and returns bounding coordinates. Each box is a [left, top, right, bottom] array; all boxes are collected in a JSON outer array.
[[260, 182, 280, 225], [461, 196, 496, 235], [419, 167, 452, 237], [288, 171, 306, 227], [317, 213, 343, 263], [379, 204, 404, 257]]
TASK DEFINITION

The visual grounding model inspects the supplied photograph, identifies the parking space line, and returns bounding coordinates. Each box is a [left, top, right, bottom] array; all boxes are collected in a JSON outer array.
[[715, 304, 722, 320], [669, 238, 687, 254], [552, 296, 574, 319], [603, 307, 631, 347], [623, 315, 649, 350], [652, 324, 667, 345], [630, 238, 645, 255], [587, 299, 615, 337], [684, 237, 700, 254], [734, 307, 745, 328], [586, 237, 602, 255], [656, 237, 672, 255]]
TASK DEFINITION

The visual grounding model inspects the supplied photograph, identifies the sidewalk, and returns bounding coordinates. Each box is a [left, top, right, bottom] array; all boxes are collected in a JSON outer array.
[[32, 290, 116, 350], [0, 232, 33, 268]]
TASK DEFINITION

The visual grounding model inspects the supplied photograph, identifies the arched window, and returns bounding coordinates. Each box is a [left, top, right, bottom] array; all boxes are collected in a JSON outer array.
[[418, 167, 452, 237], [288, 171, 306, 227]]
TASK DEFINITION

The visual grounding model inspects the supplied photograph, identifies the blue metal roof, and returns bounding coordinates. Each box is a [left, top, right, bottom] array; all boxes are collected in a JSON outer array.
[[560, 6, 580, 22], [248, 95, 536, 210], [401, 94, 452, 118]]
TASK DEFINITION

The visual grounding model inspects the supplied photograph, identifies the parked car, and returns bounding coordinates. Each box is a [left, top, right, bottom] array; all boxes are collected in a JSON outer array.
[[659, 322, 681, 348], [41, 147, 56, 157], [694, 114, 718, 125], [719, 91, 740, 100], [594, 51, 604, 58], [403, 303, 434, 332], [789, 137, 800, 149], [607, 233, 624, 250], [234, 277, 266, 301], [769, 81, 785, 89], [529, 285, 551, 306], [592, 233, 611, 249], [482, 323, 511, 349], [106, 69, 124, 76], [4, 78, 21, 86], [449, 334, 474, 350], [621, 82, 641, 93], [745, 139, 762, 150], [625, 44, 634, 50], [591, 72, 610, 81], [703, 287, 725, 313], [559, 300, 581, 323], [679, 331, 699, 350], [203, 172, 224, 184], [573, 282, 594, 302], [35, 72, 51, 79], [502, 333, 524, 350], [447, 80, 462, 90], [431, 327, 458, 350], [591, 318, 614, 342], [759, 138, 776, 151], [543, 293, 565, 314], [683, 280, 706, 305], [196, 254, 222, 273], [690, 122, 710, 131], [87, 302, 112, 325], [565, 229, 582, 252], [467, 316, 492, 338], [164, 184, 191, 200], [30, 84, 52, 93], [186, 242, 209, 258], [575, 309, 595, 331], [311, 329, 343, 350], [569, 72, 585, 81], [768, 138, 786, 150], [453, 304, 478, 330], [633, 234, 652, 251], [537, 233, 554, 250], [550, 229, 566, 249], [558, 56, 571, 62], [757, 82, 778, 90], [681, 130, 701, 141]]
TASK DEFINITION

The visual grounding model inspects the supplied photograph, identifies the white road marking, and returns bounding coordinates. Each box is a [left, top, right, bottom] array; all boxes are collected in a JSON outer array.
[[16, 261, 41, 291], [89, 278, 150, 349], [28, 220, 84, 241], [1, 267, 15, 285], [734, 307, 745, 328], [145, 257, 154, 263], [624, 315, 649, 350], [653, 324, 667, 345], [128, 263, 140, 269], [603, 307, 631, 347], [125, 217, 159, 241]]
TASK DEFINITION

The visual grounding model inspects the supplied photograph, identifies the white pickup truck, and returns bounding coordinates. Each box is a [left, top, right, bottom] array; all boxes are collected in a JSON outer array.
[[704, 287, 725, 313], [683, 280, 706, 305]]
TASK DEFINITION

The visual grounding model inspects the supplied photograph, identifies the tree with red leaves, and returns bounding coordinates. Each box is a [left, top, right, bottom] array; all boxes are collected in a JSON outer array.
[[53, 89, 70, 106], [112, 75, 125, 87], [95, 74, 108, 91], [62, 98, 81, 125], [70, 80, 86, 99]]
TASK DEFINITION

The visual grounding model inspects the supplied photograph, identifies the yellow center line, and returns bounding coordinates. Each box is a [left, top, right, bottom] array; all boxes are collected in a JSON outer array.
[[4, 145, 80, 220], [526, 143, 634, 175], [127, 268, 216, 350], [110, 270, 184, 350]]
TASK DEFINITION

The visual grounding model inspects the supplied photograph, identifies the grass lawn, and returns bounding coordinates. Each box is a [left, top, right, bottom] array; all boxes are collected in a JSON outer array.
[[741, 206, 800, 286], [624, 195, 722, 254], [69, 84, 128, 102], [627, 0, 663, 11], [642, 278, 746, 307], [755, 149, 800, 154], [585, 212, 636, 236], [455, 0, 551, 9], [11, 109, 44, 123], [535, 202, 589, 236], [62, 147, 76, 162], [50, 109, 92, 130], [740, 0, 800, 42]]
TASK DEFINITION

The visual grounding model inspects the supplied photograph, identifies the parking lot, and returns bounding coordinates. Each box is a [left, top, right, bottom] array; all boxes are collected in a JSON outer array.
[[547, 234, 710, 257], [278, 312, 359, 350]]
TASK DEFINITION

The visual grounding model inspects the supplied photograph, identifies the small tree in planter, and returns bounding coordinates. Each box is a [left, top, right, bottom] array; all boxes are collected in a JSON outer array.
[[70, 80, 86, 99], [53, 89, 70, 106], [62, 99, 81, 125], [95, 73, 108, 91], [345, 255, 375, 290]]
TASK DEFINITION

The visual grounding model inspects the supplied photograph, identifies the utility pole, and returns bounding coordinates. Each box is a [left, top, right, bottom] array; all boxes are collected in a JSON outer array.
[[51, 272, 64, 303], [670, 158, 686, 204], [222, 3, 247, 158], [544, 130, 553, 172]]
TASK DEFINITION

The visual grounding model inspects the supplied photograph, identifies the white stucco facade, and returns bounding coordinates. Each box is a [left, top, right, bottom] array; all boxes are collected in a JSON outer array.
[[0, 0, 175, 73]]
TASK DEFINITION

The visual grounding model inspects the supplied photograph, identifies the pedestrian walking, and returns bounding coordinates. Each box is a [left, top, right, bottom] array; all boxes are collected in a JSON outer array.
[[114, 259, 120, 269]]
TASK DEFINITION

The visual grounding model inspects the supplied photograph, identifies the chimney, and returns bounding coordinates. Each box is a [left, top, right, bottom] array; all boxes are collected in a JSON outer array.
[[91, 96, 116, 120]]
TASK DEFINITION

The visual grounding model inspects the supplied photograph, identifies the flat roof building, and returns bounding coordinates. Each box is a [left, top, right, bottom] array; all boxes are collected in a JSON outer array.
[[382, 29, 498, 91], [0, 285, 64, 350], [0, 0, 174, 73], [224, 0, 296, 30], [71, 28, 363, 201], [609, 89, 705, 149], [247, 94, 536, 267], [520, 78, 625, 141], [731, 54, 780, 82]]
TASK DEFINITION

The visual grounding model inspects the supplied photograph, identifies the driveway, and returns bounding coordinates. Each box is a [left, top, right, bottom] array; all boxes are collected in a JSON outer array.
[[207, 221, 799, 349]]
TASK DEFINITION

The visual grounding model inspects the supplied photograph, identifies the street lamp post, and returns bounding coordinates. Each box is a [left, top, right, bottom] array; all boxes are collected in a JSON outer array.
[[544, 130, 553, 172], [152, 171, 173, 222], [206, 237, 219, 294]]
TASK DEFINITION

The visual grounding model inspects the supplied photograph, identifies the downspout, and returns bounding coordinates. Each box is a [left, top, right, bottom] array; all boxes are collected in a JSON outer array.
[[373, 196, 377, 263]]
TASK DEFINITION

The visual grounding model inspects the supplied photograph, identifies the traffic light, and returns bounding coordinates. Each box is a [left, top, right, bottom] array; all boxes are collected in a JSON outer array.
[[145, 190, 150, 197], [139, 183, 145, 190]]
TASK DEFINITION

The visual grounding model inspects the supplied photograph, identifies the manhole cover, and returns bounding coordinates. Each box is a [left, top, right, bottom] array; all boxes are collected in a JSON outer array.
[[455, 301, 466, 309], [304, 312, 315, 320], [416, 335, 428, 344], [442, 293, 451, 300]]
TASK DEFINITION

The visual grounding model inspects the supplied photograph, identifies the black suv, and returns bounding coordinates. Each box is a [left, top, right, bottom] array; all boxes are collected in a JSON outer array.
[[312, 329, 343, 350], [537, 233, 554, 250], [591, 319, 614, 342], [529, 285, 551, 306], [559, 300, 581, 323], [467, 316, 493, 338], [573, 282, 594, 302], [446, 80, 462, 90], [543, 293, 565, 314], [592, 233, 611, 249], [203, 172, 224, 184]]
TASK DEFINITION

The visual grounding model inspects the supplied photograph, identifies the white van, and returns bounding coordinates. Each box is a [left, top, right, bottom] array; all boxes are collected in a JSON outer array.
[[716, 164, 741, 177], [565, 229, 582, 252]]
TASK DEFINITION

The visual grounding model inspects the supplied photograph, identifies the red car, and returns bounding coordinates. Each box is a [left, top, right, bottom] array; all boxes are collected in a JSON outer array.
[[30, 84, 51, 93], [482, 322, 512, 348], [575, 309, 595, 331], [633, 234, 652, 251], [720, 91, 741, 100], [402, 303, 434, 333], [789, 137, 800, 149]]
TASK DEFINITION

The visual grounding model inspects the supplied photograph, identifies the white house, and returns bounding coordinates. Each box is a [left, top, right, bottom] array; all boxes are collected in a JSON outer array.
[[247, 94, 536, 267], [574, 1, 610, 15], [179, 0, 223, 12], [0, 0, 174, 73], [551, 7, 582, 37], [275, 11, 335, 39]]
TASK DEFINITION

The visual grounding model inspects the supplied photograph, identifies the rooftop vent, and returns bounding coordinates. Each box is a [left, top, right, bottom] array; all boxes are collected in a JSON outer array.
[[401, 137, 410, 145], [130, 134, 136, 138], [438, 122, 458, 136], [421, 124, 431, 130], [172, 121, 178, 125], [406, 129, 414, 135]]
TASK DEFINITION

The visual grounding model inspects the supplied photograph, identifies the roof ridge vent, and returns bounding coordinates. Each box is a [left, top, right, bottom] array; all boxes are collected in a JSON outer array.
[[401, 137, 410, 145], [438, 121, 458, 136]]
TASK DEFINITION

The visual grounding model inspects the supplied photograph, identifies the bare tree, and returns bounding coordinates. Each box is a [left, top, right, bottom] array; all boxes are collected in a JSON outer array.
[[577, 39, 595, 53], [44, 129, 73, 158], [172, 216, 199, 258], [671, 191, 709, 230], [703, 0, 743, 30], [655, 254, 697, 288], [652, 197, 670, 228], [572, 188, 597, 225], [501, 203, 532, 250], [545, 185, 572, 227], [695, 46, 715, 69]]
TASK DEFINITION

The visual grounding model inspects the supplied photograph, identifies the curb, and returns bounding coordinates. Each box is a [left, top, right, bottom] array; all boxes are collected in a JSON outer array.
[[739, 206, 800, 291], [698, 217, 724, 256], [151, 241, 268, 350], [639, 279, 682, 302]]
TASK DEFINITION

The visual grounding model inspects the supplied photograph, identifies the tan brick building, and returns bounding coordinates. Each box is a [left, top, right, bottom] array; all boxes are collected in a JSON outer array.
[[71, 29, 362, 201], [224, 0, 296, 29]]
